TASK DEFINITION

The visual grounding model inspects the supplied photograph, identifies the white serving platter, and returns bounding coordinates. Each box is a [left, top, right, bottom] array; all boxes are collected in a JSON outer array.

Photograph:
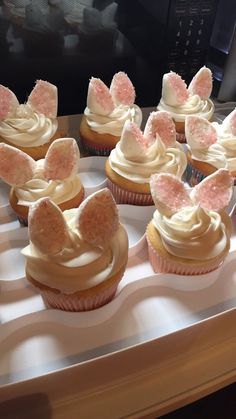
[[0, 117, 236, 418], [0, 156, 236, 391]]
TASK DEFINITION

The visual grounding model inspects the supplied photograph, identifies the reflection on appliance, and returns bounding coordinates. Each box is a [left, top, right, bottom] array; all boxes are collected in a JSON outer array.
[[207, 0, 236, 101], [0, 0, 220, 115], [117, 0, 219, 103]]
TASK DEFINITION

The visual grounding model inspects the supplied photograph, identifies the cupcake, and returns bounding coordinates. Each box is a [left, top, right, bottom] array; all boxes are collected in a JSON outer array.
[[146, 169, 232, 275], [0, 138, 84, 225], [185, 109, 236, 186], [105, 111, 187, 205], [0, 80, 65, 160], [79, 71, 142, 156], [157, 66, 214, 143], [22, 188, 129, 311]]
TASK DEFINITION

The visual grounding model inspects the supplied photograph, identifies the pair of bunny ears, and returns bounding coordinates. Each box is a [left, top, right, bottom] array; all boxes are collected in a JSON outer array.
[[118, 110, 177, 156], [0, 80, 58, 121], [28, 188, 119, 255], [87, 71, 136, 115], [185, 108, 236, 149], [0, 138, 80, 186], [162, 67, 212, 107], [150, 169, 233, 217]]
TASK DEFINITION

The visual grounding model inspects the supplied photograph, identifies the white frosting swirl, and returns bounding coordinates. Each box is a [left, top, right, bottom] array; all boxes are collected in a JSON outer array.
[[14, 160, 82, 206], [84, 104, 142, 136], [0, 104, 58, 147], [22, 209, 128, 294], [157, 95, 214, 123], [109, 137, 187, 183], [153, 205, 230, 260], [187, 122, 236, 171]]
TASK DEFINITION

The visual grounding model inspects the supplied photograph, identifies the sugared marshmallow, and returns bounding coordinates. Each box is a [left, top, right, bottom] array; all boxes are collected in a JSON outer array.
[[44, 138, 80, 180], [76, 188, 119, 247], [185, 115, 217, 149], [119, 120, 148, 161], [150, 173, 192, 217], [0, 143, 36, 186], [87, 77, 115, 115], [150, 169, 233, 217], [162, 72, 189, 106], [144, 111, 176, 147], [0, 85, 19, 120], [110, 72, 135, 106], [190, 169, 233, 212], [28, 198, 68, 255], [27, 80, 58, 118], [188, 67, 212, 100]]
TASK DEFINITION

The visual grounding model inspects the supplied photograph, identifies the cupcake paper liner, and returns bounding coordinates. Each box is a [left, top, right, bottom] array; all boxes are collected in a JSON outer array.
[[35, 281, 119, 312], [107, 179, 153, 205], [81, 139, 113, 157], [146, 236, 223, 275], [185, 163, 206, 186]]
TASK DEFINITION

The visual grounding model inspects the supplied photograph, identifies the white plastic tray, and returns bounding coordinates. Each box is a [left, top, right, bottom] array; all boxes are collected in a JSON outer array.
[[0, 156, 236, 392]]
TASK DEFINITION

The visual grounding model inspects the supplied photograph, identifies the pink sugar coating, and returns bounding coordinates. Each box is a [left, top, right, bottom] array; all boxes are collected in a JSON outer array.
[[188, 118, 216, 147], [29, 198, 68, 255], [44, 139, 79, 180], [192, 169, 233, 212], [189, 69, 212, 99], [130, 122, 148, 149], [150, 174, 191, 213], [146, 111, 176, 147], [0, 85, 17, 120], [78, 189, 119, 247], [168, 72, 189, 105], [0, 143, 35, 185], [28, 80, 57, 118], [90, 78, 114, 114], [110, 72, 135, 106]]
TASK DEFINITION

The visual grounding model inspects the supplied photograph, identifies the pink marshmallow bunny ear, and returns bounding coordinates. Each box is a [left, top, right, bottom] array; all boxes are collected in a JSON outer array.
[[190, 169, 233, 212], [28, 198, 68, 255], [144, 111, 176, 147], [76, 188, 119, 247], [110, 72, 135, 106], [87, 77, 115, 115], [188, 67, 212, 99], [150, 173, 192, 217], [44, 138, 80, 180], [0, 143, 36, 186], [162, 72, 189, 106], [27, 80, 58, 118], [119, 120, 149, 160], [222, 108, 236, 135], [0, 85, 19, 120], [185, 115, 217, 149]]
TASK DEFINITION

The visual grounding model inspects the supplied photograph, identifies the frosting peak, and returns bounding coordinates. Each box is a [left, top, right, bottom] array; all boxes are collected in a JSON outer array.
[[109, 118, 187, 183], [85, 72, 142, 136], [22, 188, 128, 294], [186, 110, 236, 172], [157, 67, 214, 123], [150, 170, 232, 260]]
